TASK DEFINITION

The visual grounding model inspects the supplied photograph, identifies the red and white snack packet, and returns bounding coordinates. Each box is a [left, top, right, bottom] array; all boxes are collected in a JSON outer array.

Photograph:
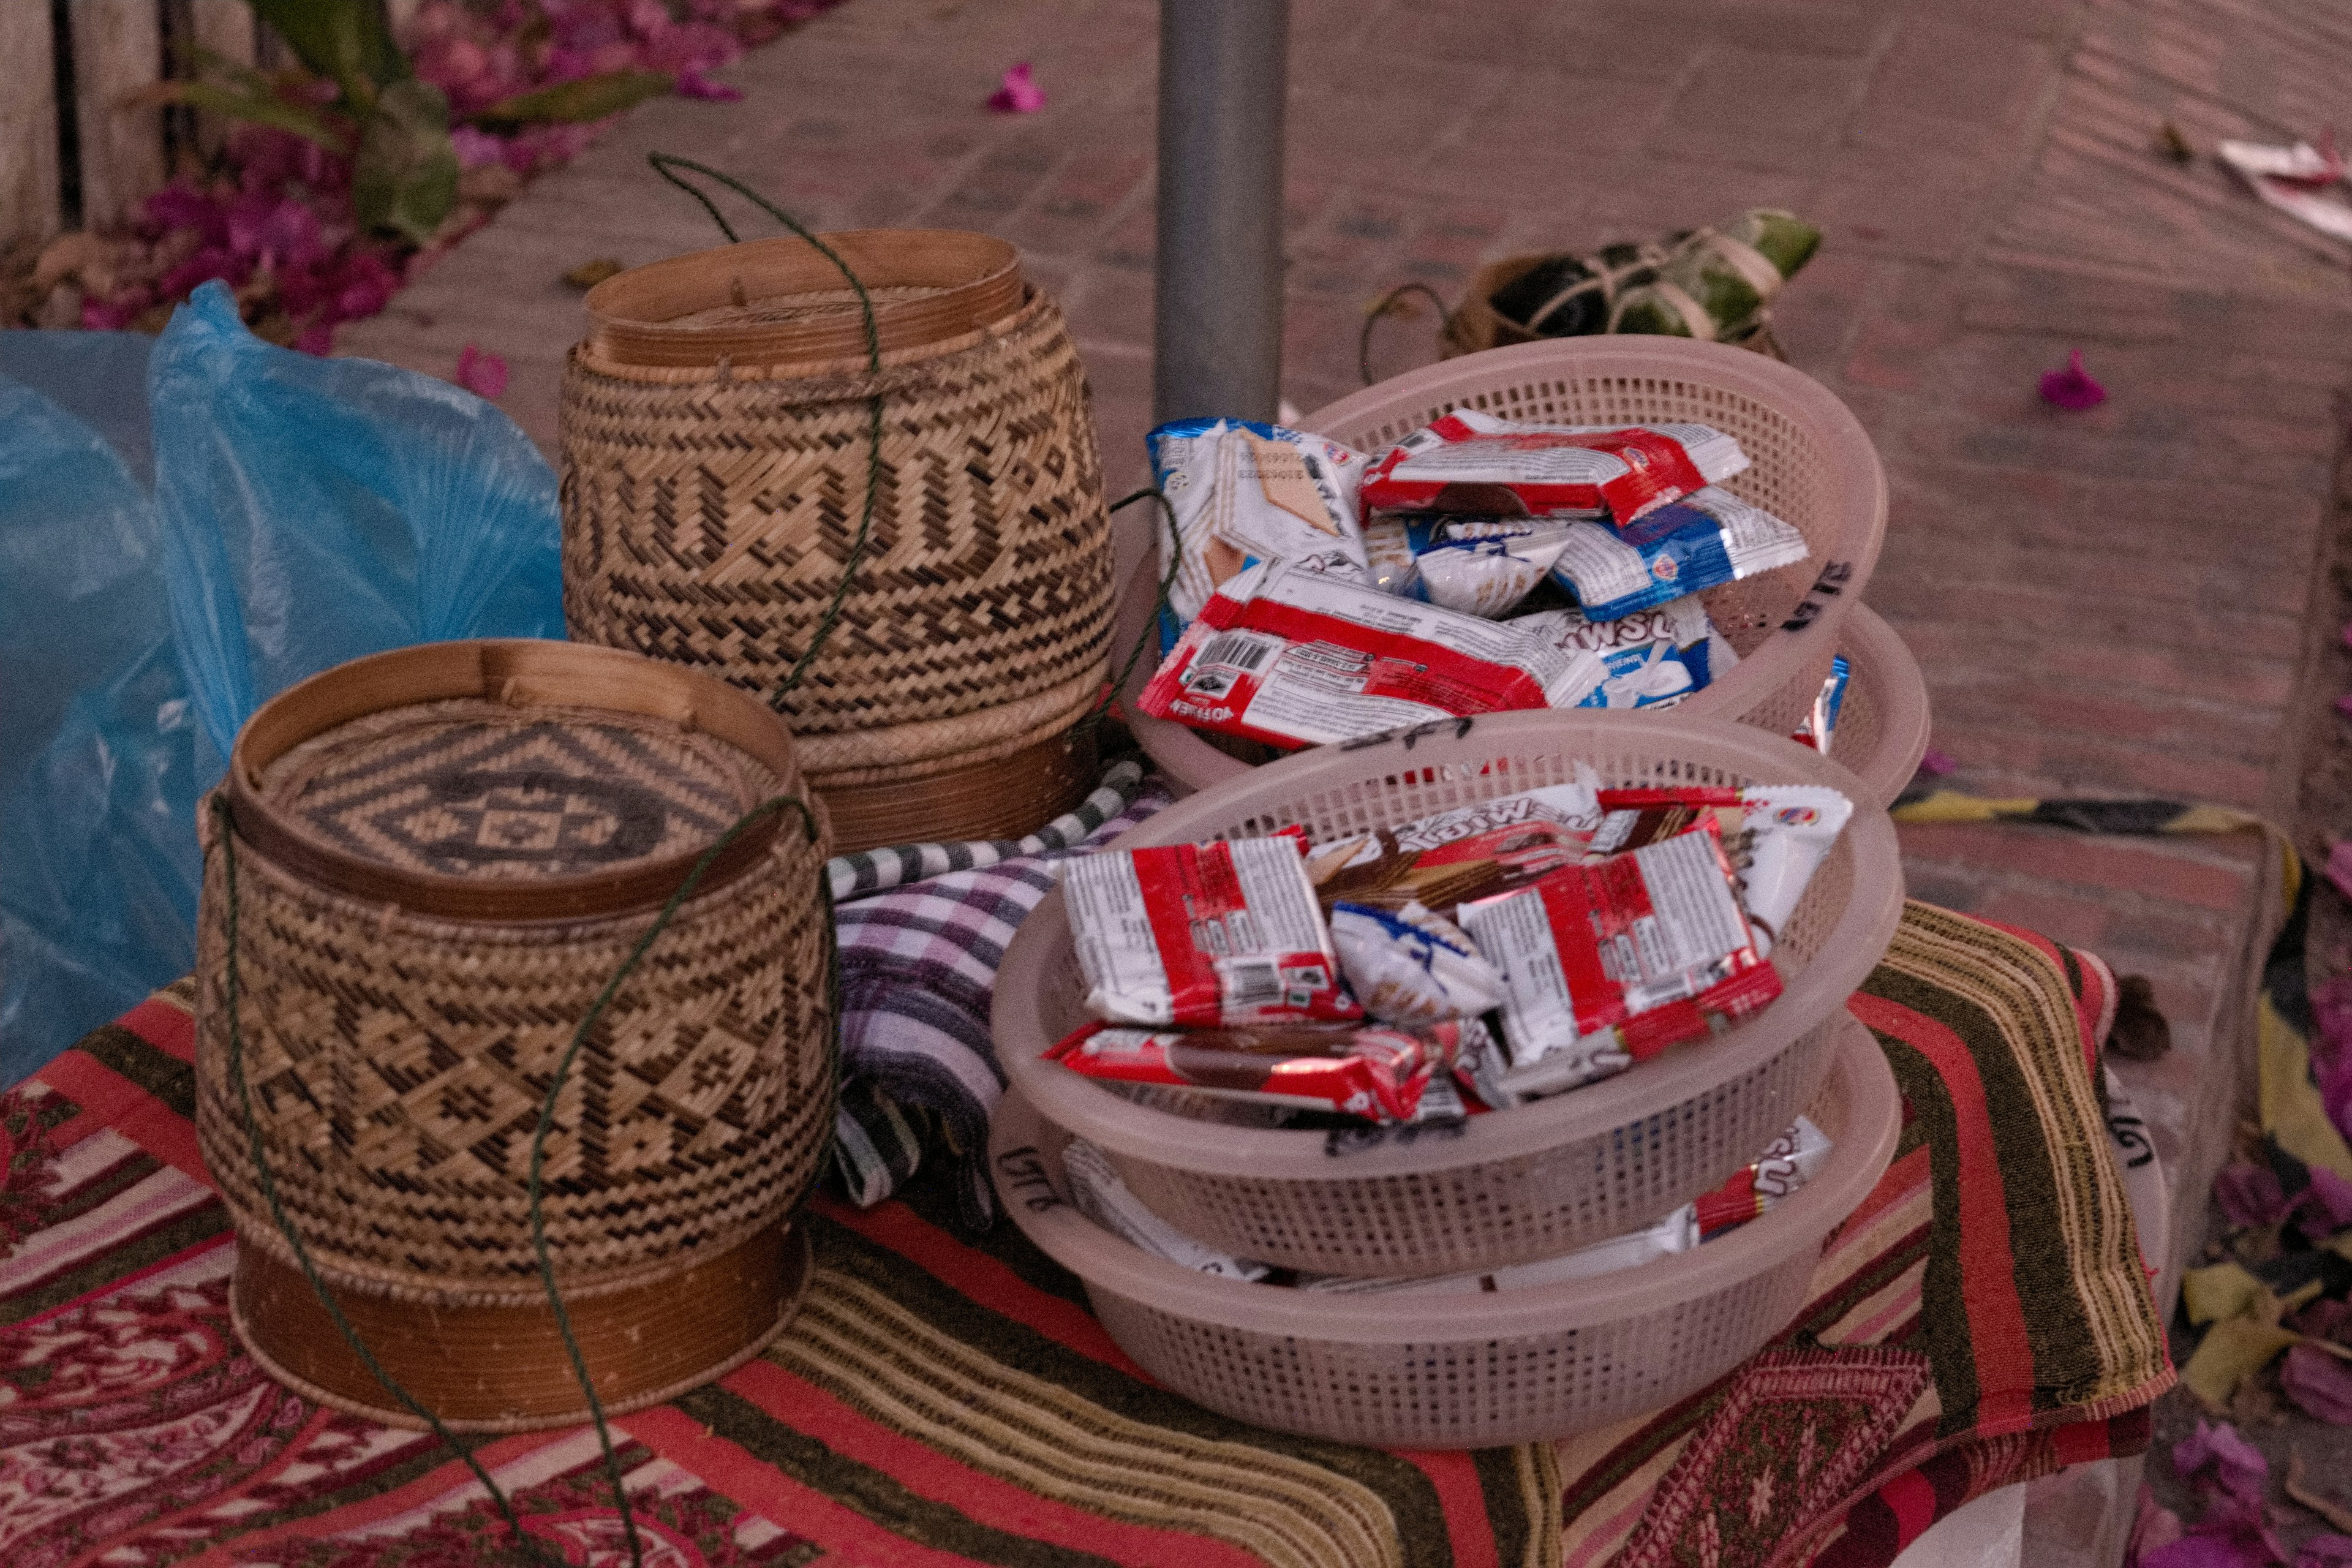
[[1136, 560, 1605, 751], [1694, 1115, 1832, 1238], [1045, 1019, 1468, 1122], [1061, 837, 1358, 1027], [1590, 783, 1853, 957], [1462, 818, 1782, 1090], [1360, 409, 1750, 524]]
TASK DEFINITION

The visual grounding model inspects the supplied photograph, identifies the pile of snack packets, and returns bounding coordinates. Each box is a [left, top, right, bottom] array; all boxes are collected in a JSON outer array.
[[1042, 768, 1851, 1289], [1136, 412, 1850, 750]]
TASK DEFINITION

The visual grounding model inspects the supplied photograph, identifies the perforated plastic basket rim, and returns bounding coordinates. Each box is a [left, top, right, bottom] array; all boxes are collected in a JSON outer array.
[[993, 707, 1905, 1182], [987, 1014, 1899, 1344]]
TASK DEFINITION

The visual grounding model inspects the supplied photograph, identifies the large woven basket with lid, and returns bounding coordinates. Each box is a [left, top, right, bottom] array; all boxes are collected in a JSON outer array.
[[560, 231, 1116, 852], [194, 640, 834, 1431]]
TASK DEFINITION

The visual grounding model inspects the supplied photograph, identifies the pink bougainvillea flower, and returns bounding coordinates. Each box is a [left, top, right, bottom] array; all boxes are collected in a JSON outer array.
[[449, 126, 510, 168], [2281, 1340, 2352, 1424], [1917, 748, 1958, 777], [455, 344, 509, 399], [2328, 840, 2352, 904], [293, 321, 335, 356], [2174, 1419, 2269, 1509], [2302, 1537, 2352, 1568], [988, 61, 1046, 113], [2132, 1483, 2186, 1565], [2299, 1166, 2352, 1240], [2040, 348, 2108, 410], [2296, 1297, 2352, 1343], [2213, 1161, 2296, 1229], [675, 67, 743, 100]]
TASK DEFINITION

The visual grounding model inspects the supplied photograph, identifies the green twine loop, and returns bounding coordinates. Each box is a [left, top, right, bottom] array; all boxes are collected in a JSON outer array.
[[646, 154, 884, 707], [212, 796, 561, 1568], [1084, 486, 1184, 730], [1357, 281, 1451, 385], [215, 788, 839, 1568]]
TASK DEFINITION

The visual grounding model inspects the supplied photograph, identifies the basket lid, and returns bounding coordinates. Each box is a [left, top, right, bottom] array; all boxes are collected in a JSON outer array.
[[582, 230, 1024, 369], [223, 641, 808, 921]]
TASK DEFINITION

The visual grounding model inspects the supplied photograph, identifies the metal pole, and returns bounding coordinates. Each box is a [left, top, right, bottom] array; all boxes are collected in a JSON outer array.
[[1153, 0, 1289, 426]]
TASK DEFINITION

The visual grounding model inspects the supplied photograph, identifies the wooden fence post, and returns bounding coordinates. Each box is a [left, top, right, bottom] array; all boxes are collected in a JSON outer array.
[[190, 0, 258, 156], [72, 0, 169, 232], [0, 6, 61, 249]]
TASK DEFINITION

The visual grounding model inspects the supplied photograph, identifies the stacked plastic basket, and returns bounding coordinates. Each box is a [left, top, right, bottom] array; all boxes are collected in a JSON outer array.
[[988, 338, 1933, 1448]]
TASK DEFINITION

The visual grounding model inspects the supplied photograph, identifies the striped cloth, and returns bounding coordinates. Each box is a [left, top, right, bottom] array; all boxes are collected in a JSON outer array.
[[824, 759, 1150, 903], [0, 902, 2171, 1568], [831, 772, 1171, 1227], [1556, 904, 2173, 1567]]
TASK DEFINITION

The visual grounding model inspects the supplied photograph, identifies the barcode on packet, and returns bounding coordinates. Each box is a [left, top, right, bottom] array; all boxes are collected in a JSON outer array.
[[1196, 631, 1278, 673], [1222, 960, 1281, 1006]]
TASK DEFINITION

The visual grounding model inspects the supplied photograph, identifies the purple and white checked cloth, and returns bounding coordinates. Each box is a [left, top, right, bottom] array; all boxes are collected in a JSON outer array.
[[832, 778, 1172, 1224]]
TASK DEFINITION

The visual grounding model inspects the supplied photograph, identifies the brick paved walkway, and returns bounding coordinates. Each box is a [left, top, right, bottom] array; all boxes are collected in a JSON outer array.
[[342, 2, 2352, 1553]]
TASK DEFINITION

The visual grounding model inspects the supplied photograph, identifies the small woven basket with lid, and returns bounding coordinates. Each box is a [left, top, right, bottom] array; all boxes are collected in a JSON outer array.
[[561, 230, 1116, 852], [194, 639, 834, 1431]]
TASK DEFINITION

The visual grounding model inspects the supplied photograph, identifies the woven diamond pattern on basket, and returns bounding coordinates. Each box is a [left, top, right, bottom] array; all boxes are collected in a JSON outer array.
[[558, 292, 1115, 731], [193, 825, 832, 1292], [259, 700, 761, 879]]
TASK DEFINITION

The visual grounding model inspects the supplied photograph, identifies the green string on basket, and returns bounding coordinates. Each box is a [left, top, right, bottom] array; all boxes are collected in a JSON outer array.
[[521, 792, 832, 1568], [1080, 486, 1184, 731], [215, 790, 839, 1568], [211, 797, 563, 1568], [646, 153, 884, 706]]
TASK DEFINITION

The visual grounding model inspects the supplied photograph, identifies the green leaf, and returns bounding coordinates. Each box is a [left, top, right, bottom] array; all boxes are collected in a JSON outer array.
[[250, 0, 408, 107], [467, 71, 674, 132], [141, 80, 352, 153], [352, 79, 459, 244]]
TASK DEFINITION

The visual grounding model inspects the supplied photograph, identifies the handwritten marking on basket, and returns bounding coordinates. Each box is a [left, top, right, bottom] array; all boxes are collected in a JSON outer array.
[[1337, 715, 1478, 754], [210, 796, 565, 1568], [1779, 559, 1854, 632], [1327, 1120, 1466, 1156], [646, 154, 882, 707], [993, 1145, 1063, 1213]]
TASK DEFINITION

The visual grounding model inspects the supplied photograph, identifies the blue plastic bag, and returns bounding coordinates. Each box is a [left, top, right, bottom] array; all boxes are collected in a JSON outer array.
[[154, 280, 564, 764], [1, 282, 565, 1082], [0, 367, 203, 1080]]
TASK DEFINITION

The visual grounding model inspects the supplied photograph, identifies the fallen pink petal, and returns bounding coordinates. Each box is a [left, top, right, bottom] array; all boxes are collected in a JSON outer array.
[[2301, 1165, 2352, 1237], [2133, 1482, 2187, 1564], [2142, 1537, 2280, 1568], [2301, 1537, 2352, 1568], [2280, 1341, 2352, 1424], [2175, 1419, 2271, 1509], [455, 344, 510, 400], [988, 61, 1047, 113], [1918, 747, 1958, 776], [2212, 1161, 2295, 1229], [2040, 347, 2108, 410], [676, 67, 744, 102]]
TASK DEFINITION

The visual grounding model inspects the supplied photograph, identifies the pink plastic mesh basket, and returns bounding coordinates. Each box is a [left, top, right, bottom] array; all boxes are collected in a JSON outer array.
[[1127, 336, 1892, 796], [989, 1015, 1901, 1448], [993, 709, 1904, 1278]]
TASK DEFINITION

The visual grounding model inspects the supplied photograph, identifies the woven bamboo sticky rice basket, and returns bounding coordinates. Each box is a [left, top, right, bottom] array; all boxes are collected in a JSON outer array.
[[562, 230, 1116, 854], [1117, 558, 1931, 810], [1125, 336, 1891, 795], [193, 639, 834, 1431], [992, 1016, 1899, 1447], [996, 709, 1904, 1279]]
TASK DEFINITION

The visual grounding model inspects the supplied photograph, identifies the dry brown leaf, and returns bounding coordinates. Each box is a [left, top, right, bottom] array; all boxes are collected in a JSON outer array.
[[2287, 1450, 2352, 1532], [565, 257, 623, 289], [33, 232, 107, 295]]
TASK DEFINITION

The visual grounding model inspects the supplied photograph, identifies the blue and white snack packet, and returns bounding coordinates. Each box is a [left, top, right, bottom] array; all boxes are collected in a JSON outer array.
[[1794, 654, 1852, 753], [1148, 418, 1368, 649], [1512, 597, 1739, 710], [1329, 899, 1508, 1027], [1543, 486, 1806, 621]]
